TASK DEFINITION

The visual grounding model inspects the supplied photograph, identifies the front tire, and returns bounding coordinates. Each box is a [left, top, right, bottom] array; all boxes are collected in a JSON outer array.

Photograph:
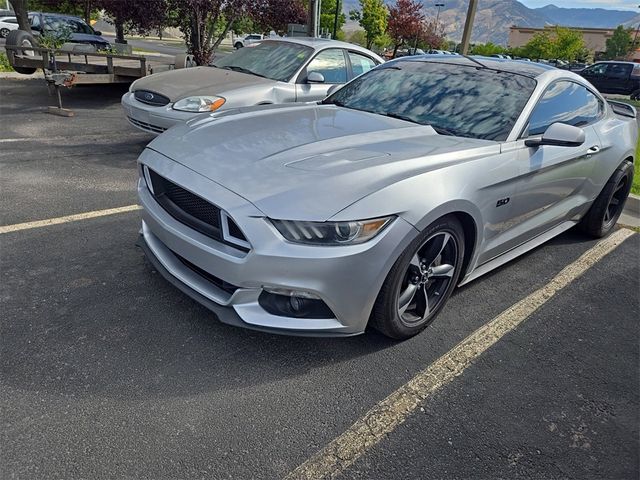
[[631, 89, 640, 101], [371, 215, 465, 340], [580, 160, 634, 237], [0, 28, 10, 38], [234, 42, 243, 49]]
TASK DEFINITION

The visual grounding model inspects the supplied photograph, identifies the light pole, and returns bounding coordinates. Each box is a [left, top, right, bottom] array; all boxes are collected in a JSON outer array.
[[435, 2, 444, 26]]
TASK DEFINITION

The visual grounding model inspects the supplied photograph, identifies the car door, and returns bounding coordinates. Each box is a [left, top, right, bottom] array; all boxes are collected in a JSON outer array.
[[580, 63, 607, 92], [295, 48, 348, 102], [604, 63, 633, 94], [508, 81, 603, 244]]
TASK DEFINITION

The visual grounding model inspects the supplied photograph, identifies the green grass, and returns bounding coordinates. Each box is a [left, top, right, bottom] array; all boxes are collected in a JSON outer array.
[[0, 52, 14, 72]]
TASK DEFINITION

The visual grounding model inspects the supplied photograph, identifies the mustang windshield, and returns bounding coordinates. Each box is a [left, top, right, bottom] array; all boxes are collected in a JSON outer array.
[[213, 41, 313, 82], [325, 61, 537, 141]]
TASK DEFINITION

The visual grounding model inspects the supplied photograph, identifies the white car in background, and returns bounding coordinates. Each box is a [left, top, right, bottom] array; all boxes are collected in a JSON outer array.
[[233, 33, 264, 49], [0, 16, 19, 38]]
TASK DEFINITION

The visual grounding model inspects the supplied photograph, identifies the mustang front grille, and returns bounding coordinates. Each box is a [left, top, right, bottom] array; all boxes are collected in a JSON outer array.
[[146, 169, 249, 251]]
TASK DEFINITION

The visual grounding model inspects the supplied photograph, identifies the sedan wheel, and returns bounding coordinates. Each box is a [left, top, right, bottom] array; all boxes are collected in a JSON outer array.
[[371, 215, 465, 339], [0, 28, 9, 38]]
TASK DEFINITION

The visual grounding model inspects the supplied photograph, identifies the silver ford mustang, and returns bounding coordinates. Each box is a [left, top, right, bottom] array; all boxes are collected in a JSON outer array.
[[136, 56, 637, 339]]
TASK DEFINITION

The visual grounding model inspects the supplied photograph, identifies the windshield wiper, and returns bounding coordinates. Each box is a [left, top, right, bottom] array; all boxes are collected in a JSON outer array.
[[378, 112, 420, 124], [429, 125, 457, 136], [219, 65, 267, 78]]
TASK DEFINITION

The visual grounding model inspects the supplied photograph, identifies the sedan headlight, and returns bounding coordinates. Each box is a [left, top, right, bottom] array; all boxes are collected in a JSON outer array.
[[271, 217, 394, 246], [172, 96, 226, 112]]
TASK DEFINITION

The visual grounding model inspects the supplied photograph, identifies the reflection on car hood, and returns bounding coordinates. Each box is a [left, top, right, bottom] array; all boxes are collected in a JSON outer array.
[[147, 104, 499, 221], [131, 66, 275, 102]]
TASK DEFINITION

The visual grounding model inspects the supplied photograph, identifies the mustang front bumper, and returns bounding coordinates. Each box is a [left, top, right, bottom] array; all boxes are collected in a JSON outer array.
[[136, 148, 417, 336]]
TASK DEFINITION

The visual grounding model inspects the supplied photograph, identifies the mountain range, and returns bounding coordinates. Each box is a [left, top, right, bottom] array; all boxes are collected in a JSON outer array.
[[342, 0, 639, 44]]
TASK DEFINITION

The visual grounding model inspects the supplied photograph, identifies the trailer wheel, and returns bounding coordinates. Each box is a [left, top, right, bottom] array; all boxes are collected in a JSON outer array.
[[174, 53, 196, 69], [6, 29, 38, 74]]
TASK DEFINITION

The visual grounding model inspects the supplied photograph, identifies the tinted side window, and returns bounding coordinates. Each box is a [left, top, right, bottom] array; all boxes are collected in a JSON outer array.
[[305, 49, 347, 84], [29, 14, 40, 28], [348, 52, 376, 78], [606, 63, 632, 79], [583, 63, 606, 76], [526, 81, 602, 137]]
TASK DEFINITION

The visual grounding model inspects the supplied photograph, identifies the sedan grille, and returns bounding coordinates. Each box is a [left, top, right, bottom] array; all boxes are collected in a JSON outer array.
[[134, 89, 170, 106], [127, 117, 167, 134]]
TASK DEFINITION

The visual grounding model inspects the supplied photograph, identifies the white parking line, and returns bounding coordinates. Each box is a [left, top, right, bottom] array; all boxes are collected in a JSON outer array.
[[283, 228, 635, 480], [0, 205, 141, 234]]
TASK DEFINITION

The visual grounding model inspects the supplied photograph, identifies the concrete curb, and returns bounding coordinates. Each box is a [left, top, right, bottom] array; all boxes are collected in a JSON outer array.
[[624, 193, 640, 215]]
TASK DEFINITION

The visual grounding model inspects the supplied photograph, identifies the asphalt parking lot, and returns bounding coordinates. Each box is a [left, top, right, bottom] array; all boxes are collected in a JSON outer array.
[[1, 78, 639, 479]]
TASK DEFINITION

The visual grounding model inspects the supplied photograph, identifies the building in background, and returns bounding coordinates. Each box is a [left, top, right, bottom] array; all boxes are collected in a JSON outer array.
[[509, 25, 617, 58]]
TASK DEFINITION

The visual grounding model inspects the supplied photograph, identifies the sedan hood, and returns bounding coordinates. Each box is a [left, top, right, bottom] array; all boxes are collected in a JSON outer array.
[[131, 66, 274, 102], [147, 104, 499, 221]]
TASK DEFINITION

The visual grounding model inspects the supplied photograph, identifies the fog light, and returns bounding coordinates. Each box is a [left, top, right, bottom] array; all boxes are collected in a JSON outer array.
[[259, 289, 334, 319]]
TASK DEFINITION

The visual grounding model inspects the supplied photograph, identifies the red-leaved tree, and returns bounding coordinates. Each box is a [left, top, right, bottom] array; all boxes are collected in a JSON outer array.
[[247, 0, 307, 35], [98, 0, 167, 44], [387, 0, 424, 57]]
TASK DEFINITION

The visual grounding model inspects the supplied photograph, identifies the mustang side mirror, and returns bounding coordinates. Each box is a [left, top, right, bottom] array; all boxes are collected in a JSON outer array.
[[307, 71, 325, 84], [525, 123, 585, 148]]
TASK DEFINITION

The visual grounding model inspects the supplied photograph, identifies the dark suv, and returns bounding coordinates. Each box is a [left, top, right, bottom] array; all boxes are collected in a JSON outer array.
[[579, 61, 640, 99], [29, 12, 110, 49]]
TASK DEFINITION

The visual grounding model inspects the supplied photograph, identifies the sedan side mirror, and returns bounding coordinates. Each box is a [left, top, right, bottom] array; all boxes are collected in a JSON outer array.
[[307, 71, 325, 84], [524, 123, 585, 148], [94, 30, 102, 36]]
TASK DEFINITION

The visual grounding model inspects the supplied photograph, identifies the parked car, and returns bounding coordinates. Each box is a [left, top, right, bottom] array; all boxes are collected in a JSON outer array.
[[0, 16, 19, 38], [135, 56, 636, 339], [233, 33, 264, 49], [579, 61, 640, 99], [29, 12, 110, 49], [122, 38, 383, 134]]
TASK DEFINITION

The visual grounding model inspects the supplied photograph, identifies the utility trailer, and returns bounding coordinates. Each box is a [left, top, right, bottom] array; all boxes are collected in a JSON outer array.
[[5, 30, 194, 116]]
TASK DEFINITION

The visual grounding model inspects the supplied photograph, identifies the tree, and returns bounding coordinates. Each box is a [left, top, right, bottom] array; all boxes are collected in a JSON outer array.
[[349, 0, 387, 49], [387, 0, 423, 57], [99, 0, 167, 44], [605, 25, 634, 60], [320, 0, 345, 39], [418, 17, 445, 50], [470, 42, 505, 56], [515, 27, 585, 61], [247, 0, 306, 34], [8, 0, 28, 31]]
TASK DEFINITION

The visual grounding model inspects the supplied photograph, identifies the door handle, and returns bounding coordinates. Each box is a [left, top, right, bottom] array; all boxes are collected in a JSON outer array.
[[586, 145, 600, 158]]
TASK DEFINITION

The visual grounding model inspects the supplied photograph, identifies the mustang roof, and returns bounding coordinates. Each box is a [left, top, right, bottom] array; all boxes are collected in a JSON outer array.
[[389, 54, 556, 78]]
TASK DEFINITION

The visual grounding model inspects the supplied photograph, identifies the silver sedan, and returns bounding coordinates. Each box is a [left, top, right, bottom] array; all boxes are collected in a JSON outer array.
[[121, 38, 383, 134], [136, 56, 637, 339]]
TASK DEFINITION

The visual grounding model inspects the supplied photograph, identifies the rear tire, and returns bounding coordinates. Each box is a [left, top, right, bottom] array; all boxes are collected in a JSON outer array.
[[370, 215, 465, 340], [631, 89, 640, 101], [580, 160, 634, 238], [5, 29, 39, 74], [0, 28, 10, 38]]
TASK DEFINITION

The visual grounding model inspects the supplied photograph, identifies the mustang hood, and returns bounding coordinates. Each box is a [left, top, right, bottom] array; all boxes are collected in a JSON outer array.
[[131, 66, 273, 102], [147, 104, 499, 221]]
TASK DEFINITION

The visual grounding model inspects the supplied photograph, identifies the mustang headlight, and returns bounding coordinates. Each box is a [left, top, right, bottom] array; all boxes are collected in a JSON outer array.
[[172, 96, 226, 112], [271, 217, 394, 246]]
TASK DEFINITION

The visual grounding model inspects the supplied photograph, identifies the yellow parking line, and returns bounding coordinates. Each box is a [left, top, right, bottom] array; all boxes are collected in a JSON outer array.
[[0, 205, 141, 234], [283, 228, 635, 480]]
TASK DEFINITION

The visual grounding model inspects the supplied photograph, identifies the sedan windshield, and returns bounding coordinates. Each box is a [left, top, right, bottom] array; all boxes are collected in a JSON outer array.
[[324, 61, 537, 141], [213, 41, 314, 82]]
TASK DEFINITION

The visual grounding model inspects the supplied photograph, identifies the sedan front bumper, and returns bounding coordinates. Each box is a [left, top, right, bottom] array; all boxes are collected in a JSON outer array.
[[137, 149, 418, 336], [121, 91, 197, 135]]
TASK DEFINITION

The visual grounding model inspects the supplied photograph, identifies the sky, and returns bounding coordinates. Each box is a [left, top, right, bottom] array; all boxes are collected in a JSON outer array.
[[520, 0, 639, 10]]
